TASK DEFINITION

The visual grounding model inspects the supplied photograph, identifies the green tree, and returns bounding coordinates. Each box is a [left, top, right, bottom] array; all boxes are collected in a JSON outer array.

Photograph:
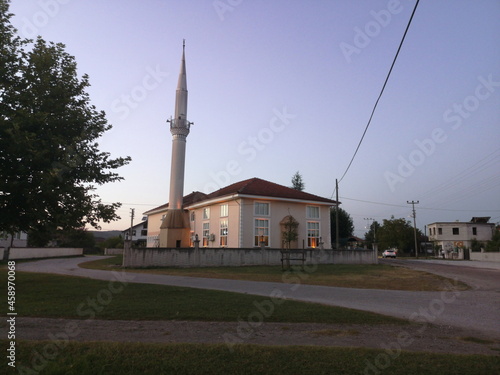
[[485, 229, 500, 252], [377, 217, 423, 255], [290, 171, 305, 191], [470, 238, 482, 253], [281, 215, 299, 249], [0, 1, 130, 246], [330, 207, 354, 248], [364, 220, 380, 249], [100, 235, 124, 250]]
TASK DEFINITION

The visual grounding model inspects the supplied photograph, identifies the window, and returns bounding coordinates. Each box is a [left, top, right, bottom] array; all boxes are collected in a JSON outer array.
[[452, 227, 459, 235], [307, 222, 320, 248], [307, 206, 320, 219], [141, 230, 147, 236], [190, 211, 195, 221], [472, 227, 477, 236], [254, 219, 269, 246], [203, 207, 210, 220], [202, 222, 210, 246], [220, 220, 228, 246], [220, 204, 228, 217], [254, 202, 270, 216], [438, 228, 442, 235]]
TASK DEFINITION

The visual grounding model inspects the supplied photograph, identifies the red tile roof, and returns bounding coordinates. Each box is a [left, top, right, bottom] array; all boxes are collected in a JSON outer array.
[[205, 177, 338, 204], [145, 178, 337, 214], [144, 191, 208, 214]]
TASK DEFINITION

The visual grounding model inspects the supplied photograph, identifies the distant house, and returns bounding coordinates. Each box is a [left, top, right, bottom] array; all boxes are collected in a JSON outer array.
[[428, 217, 495, 257], [122, 220, 148, 247], [0, 232, 28, 248], [144, 177, 338, 249]]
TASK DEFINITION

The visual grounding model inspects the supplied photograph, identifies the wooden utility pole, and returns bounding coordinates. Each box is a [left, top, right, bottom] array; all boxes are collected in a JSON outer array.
[[129, 208, 135, 243], [335, 179, 339, 250], [407, 200, 419, 258]]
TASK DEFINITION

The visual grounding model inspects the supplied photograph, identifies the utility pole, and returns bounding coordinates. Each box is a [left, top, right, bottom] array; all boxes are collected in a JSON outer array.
[[364, 217, 376, 251], [407, 200, 419, 258], [335, 179, 339, 250], [129, 208, 135, 243]]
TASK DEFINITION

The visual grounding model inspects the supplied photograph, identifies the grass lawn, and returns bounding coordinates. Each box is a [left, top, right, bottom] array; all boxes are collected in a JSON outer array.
[[11, 341, 500, 375], [81, 255, 469, 291], [0, 269, 402, 324]]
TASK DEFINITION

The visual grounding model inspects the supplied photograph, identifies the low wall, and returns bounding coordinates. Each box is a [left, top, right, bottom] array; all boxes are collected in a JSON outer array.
[[104, 248, 124, 255], [470, 252, 500, 262], [123, 247, 378, 268], [2, 247, 83, 260]]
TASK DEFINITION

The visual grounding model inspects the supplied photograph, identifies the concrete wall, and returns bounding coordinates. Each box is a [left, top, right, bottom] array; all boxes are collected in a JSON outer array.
[[104, 248, 124, 255], [470, 252, 500, 262], [1, 247, 83, 260], [123, 247, 377, 268]]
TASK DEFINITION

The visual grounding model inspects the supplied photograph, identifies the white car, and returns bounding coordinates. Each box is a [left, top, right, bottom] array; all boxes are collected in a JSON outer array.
[[382, 249, 397, 258]]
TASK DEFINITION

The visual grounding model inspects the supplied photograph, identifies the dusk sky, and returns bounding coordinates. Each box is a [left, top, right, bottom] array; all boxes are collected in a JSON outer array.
[[9, 0, 500, 237]]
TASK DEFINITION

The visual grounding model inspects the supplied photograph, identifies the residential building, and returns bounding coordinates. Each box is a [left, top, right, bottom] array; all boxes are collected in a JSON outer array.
[[122, 220, 148, 247], [428, 217, 495, 256], [144, 177, 337, 249], [0, 231, 28, 248]]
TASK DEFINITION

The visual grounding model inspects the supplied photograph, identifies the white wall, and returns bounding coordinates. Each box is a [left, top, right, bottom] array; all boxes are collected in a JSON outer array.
[[470, 252, 500, 262], [123, 247, 377, 268], [2, 247, 83, 260], [104, 248, 124, 255]]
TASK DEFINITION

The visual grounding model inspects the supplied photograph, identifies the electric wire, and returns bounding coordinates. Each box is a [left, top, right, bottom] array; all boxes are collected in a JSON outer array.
[[335, 0, 420, 188]]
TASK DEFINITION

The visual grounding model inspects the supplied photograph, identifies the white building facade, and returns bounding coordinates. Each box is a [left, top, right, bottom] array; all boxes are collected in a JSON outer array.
[[428, 217, 495, 256], [145, 178, 337, 249]]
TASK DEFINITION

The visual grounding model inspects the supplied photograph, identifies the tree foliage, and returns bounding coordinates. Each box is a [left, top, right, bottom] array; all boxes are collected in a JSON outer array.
[[330, 207, 354, 247], [290, 171, 305, 191], [364, 220, 380, 249], [376, 217, 423, 254], [281, 215, 299, 249], [485, 229, 500, 252], [0, 0, 130, 244]]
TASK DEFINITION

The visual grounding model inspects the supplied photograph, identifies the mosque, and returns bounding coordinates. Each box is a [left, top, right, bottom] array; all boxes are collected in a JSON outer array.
[[144, 42, 338, 249]]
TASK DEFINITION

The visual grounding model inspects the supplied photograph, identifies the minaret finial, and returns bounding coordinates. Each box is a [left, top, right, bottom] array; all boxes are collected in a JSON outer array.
[[183, 39, 185, 51]]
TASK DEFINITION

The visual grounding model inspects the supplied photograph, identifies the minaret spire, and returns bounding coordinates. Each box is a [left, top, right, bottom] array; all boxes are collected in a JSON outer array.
[[167, 41, 192, 210], [159, 41, 193, 247]]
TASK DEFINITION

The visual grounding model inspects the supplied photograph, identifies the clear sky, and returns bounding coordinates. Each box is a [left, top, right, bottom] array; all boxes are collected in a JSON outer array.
[[8, 0, 500, 237]]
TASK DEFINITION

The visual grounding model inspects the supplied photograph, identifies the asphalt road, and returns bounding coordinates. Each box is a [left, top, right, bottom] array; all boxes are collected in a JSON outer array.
[[17, 256, 500, 339]]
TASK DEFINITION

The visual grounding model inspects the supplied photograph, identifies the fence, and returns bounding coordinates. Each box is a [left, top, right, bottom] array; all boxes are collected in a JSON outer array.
[[1, 247, 83, 260], [123, 247, 378, 268]]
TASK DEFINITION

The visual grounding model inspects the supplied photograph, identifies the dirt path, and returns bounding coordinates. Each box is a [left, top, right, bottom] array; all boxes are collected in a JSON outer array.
[[7, 317, 500, 355]]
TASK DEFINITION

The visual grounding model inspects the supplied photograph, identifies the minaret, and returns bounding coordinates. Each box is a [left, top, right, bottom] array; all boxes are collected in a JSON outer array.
[[159, 40, 193, 248]]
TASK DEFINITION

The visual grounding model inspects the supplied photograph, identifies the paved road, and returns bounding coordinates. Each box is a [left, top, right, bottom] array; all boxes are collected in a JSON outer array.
[[17, 257, 500, 339]]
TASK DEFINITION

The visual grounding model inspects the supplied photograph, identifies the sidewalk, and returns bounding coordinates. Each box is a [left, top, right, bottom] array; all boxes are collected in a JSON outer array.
[[411, 258, 500, 270]]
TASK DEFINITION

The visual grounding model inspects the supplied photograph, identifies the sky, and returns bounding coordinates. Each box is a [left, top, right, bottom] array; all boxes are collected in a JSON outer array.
[[8, 0, 500, 238]]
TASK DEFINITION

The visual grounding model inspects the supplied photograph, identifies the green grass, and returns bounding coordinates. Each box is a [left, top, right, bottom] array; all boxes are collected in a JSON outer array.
[[9, 341, 500, 375], [81, 255, 470, 291], [0, 270, 402, 324]]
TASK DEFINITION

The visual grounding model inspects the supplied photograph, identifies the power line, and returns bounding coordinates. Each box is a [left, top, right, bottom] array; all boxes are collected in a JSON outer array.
[[339, 196, 500, 213], [337, 0, 420, 186]]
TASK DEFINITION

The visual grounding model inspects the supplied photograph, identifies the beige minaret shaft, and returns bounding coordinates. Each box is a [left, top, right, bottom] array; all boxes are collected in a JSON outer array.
[[159, 41, 192, 247], [168, 40, 190, 210]]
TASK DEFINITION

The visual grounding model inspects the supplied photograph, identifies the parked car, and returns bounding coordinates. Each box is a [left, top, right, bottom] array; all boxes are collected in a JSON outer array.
[[382, 249, 397, 258]]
